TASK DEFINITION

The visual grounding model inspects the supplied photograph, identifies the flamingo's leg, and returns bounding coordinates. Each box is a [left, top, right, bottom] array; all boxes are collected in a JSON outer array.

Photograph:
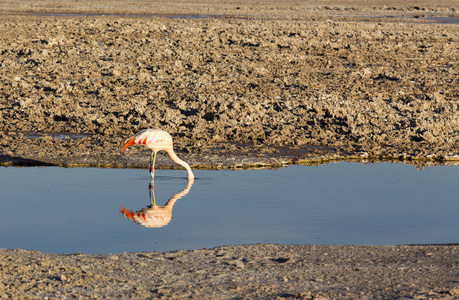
[[148, 181, 156, 206], [148, 152, 153, 173], [149, 151, 157, 178]]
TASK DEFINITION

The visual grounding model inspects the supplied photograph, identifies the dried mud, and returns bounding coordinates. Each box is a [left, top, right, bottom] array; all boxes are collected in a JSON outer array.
[[2, 244, 459, 299], [1, 1, 459, 299], [0, 1, 458, 169]]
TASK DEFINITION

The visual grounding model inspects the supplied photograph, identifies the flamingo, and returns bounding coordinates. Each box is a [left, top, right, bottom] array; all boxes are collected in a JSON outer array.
[[119, 178, 194, 228], [121, 128, 194, 179]]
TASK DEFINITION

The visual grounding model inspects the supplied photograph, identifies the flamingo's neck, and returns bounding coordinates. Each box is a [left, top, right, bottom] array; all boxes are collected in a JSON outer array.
[[165, 149, 195, 179]]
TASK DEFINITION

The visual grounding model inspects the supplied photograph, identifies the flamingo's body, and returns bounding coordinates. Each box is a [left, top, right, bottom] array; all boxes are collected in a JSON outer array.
[[121, 129, 194, 179], [120, 178, 194, 228]]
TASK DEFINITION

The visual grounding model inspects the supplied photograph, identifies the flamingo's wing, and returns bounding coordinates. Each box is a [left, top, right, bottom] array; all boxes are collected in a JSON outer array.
[[120, 205, 135, 219], [120, 136, 136, 152], [120, 128, 172, 153], [120, 129, 151, 152]]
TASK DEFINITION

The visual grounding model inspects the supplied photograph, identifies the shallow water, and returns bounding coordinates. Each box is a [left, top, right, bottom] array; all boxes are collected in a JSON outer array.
[[1, 162, 459, 254], [10, 12, 459, 25]]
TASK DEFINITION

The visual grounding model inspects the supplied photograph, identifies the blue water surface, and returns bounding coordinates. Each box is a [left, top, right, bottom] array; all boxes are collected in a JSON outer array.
[[0, 162, 458, 254]]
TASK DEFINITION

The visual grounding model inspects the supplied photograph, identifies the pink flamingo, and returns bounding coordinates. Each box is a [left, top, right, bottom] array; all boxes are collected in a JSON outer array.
[[120, 178, 194, 228], [121, 129, 194, 179]]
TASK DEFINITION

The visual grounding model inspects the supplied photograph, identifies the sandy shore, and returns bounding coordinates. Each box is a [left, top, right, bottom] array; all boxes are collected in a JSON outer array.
[[2, 244, 459, 299], [0, 0, 458, 170], [1, 0, 459, 298]]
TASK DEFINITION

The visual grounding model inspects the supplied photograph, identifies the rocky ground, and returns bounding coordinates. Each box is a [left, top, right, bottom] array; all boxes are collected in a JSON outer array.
[[1, 0, 458, 299], [0, 0, 458, 170], [2, 244, 459, 299]]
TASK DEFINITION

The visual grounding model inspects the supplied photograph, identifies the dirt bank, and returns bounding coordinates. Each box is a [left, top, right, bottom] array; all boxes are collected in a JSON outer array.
[[0, 1, 458, 169], [2, 244, 459, 299], [1, 1, 459, 299]]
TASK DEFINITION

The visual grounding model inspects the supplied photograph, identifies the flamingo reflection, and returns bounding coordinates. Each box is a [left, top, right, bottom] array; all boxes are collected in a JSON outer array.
[[120, 178, 194, 228]]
